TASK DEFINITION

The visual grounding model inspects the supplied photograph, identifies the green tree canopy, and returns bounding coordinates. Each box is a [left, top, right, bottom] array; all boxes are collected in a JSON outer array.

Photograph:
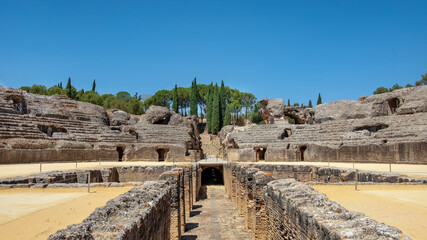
[[373, 87, 389, 95], [116, 91, 132, 102]]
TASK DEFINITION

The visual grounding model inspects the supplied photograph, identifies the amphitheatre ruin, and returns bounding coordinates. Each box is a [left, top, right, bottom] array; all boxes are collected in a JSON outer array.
[[0, 84, 426, 240]]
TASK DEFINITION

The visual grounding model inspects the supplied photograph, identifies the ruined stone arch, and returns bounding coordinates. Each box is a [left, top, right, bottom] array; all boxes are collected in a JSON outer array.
[[155, 146, 170, 162], [116, 146, 125, 161], [298, 145, 307, 161], [254, 146, 267, 161]]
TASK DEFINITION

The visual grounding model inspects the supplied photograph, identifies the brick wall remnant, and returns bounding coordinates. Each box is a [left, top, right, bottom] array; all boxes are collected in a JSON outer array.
[[48, 181, 172, 240]]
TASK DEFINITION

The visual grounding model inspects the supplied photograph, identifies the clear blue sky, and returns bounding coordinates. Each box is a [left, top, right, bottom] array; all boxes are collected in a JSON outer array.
[[1, 1, 426, 105]]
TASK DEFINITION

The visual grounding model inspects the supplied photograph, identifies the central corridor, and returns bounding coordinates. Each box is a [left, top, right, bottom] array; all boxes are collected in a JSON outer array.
[[181, 186, 251, 240]]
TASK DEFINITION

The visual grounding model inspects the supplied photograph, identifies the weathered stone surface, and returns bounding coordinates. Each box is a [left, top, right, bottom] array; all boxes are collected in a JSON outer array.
[[224, 163, 412, 240], [48, 181, 172, 240], [313, 85, 427, 123], [144, 105, 172, 124], [284, 106, 312, 124], [0, 86, 203, 163], [106, 109, 131, 126], [222, 86, 427, 163], [259, 98, 285, 124]]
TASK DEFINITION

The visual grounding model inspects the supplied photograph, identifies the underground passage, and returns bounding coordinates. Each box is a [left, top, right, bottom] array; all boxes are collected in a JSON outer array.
[[116, 147, 124, 161], [201, 166, 224, 185]]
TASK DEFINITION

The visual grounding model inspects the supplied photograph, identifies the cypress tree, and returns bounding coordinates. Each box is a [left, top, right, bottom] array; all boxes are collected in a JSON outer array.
[[92, 79, 96, 91], [206, 83, 214, 133], [190, 77, 198, 116], [65, 77, 72, 99], [287, 99, 290, 106], [59, 82, 63, 89], [211, 83, 221, 133], [308, 99, 313, 108], [219, 80, 226, 127], [317, 93, 322, 105], [172, 84, 179, 113], [223, 104, 232, 126]]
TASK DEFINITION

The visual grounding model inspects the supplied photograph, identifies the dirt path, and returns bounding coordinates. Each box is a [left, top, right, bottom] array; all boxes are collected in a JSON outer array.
[[182, 185, 251, 240], [313, 184, 427, 240]]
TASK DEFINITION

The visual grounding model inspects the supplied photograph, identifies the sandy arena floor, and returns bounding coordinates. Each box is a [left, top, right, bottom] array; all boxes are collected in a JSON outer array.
[[312, 184, 427, 240], [1, 161, 426, 179], [0, 161, 177, 179], [0, 186, 133, 240]]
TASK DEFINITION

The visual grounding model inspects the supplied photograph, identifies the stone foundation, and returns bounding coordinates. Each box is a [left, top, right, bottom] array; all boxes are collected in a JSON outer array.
[[224, 163, 411, 240], [48, 181, 172, 240]]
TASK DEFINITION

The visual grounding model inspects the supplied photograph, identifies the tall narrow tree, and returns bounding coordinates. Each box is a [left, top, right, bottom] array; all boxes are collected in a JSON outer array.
[[206, 83, 214, 133], [287, 99, 290, 106], [219, 81, 226, 126], [223, 104, 232, 126], [317, 93, 322, 105], [190, 78, 198, 116], [92, 79, 96, 91], [172, 84, 179, 113], [211, 83, 221, 133], [308, 99, 313, 108], [65, 77, 73, 99]]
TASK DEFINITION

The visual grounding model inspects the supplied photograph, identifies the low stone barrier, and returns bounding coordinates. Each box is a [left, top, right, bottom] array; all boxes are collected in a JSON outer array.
[[265, 179, 409, 240], [48, 181, 172, 240], [0, 165, 177, 187], [224, 163, 411, 240], [251, 163, 426, 184]]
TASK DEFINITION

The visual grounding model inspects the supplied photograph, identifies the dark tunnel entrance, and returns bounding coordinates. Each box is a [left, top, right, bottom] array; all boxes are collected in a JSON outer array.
[[116, 147, 124, 161], [201, 166, 224, 185]]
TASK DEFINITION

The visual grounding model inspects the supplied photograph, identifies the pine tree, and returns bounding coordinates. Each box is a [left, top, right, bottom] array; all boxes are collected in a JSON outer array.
[[219, 80, 226, 127], [317, 93, 322, 105], [207, 83, 214, 133], [59, 82, 63, 89], [211, 83, 221, 133], [287, 99, 290, 106], [190, 78, 198, 116], [92, 79, 96, 91], [65, 78, 72, 99], [308, 99, 313, 108], [172, 84, 179, 113], [223, 104, 232, 126]]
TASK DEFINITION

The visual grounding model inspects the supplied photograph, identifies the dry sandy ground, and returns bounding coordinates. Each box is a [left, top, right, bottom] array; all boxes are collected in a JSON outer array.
[[0, 161, 177, 179], [254, 161, 427, 178], [312, 184, 427, 240], [1, 161, 426, 179], [0, 186, 133, 240]]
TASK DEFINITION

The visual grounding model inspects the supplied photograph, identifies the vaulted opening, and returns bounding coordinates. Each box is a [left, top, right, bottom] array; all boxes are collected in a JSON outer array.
[[299, 146, 307, 161], [387, 98, 400, 115], [201, 167, 224, 185], [280, 128, 292, 139], [116, 147, 124, 161], [37, 125, 67, 137], [255, 147, 266, 161], [353, 124, 389, 135], [156, 148, 168, 161], [6, 95, 27, 114]]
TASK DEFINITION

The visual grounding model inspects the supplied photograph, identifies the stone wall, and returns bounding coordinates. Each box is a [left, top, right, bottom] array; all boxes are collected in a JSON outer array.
[[221, 86, 427, 164], [48, 181, 172, 240], [20, 163, 202, 240], [224, 163, 411, 240], [0, 86, 203, 164]]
